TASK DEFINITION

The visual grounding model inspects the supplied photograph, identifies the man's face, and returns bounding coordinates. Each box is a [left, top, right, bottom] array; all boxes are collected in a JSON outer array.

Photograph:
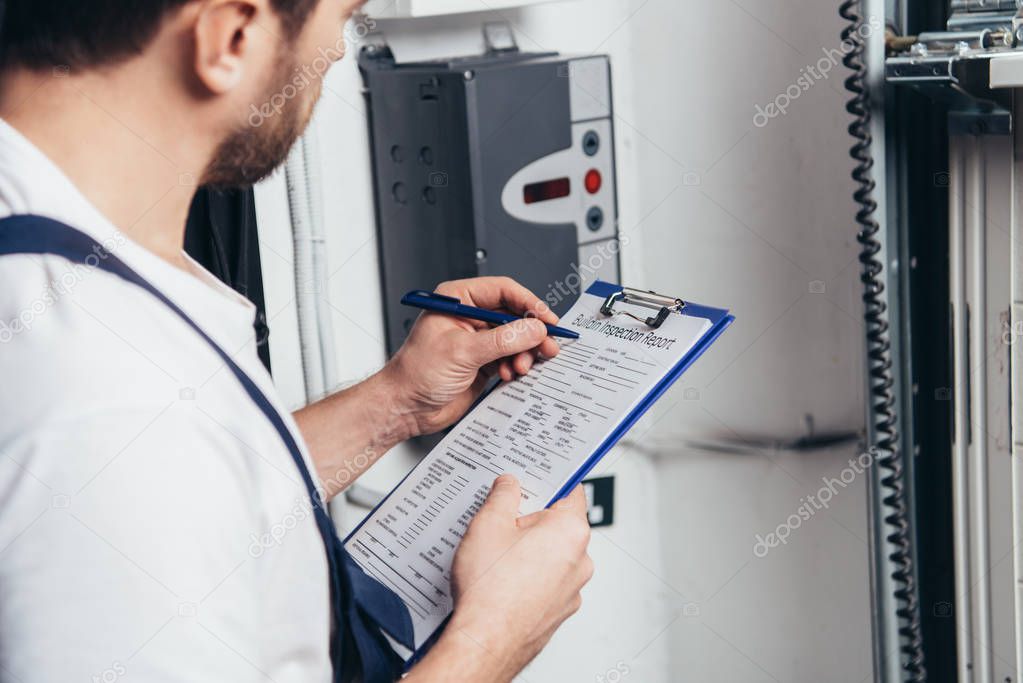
[[201, 0, 365, 188]]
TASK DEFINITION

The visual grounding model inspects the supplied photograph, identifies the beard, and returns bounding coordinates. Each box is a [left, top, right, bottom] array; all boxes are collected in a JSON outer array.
[[200, 57, 322, 189]]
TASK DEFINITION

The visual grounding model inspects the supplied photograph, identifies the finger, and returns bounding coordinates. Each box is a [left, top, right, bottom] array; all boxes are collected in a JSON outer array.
[[551, 484, 587, 515], [480, 306, 561, 356], [512, 350, 534, 376], [517, 509, 545, 529], [503, 327, 556, 360], [465, 318, 548, 368], [537, 337, 561, 359], [443, 277, 560, 325], [578, 554, 595, 584], [481, 474, 522, 518], [424, 283, 495, 331], [498, 360, 514, 382]]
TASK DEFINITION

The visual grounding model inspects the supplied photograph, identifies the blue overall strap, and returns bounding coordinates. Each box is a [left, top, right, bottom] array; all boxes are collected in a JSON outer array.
[[0, 215, 414, 683]]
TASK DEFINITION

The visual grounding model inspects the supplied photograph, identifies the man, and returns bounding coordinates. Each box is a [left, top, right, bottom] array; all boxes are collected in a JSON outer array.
[[0, 1, 593, 681]]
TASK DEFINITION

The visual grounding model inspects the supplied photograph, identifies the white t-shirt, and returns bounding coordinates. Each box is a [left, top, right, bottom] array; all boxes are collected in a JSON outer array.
[[0, 118, 331, 682]]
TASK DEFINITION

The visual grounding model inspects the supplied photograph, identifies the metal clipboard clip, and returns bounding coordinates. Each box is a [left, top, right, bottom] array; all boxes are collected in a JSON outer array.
[[599, 287, 686, 330]]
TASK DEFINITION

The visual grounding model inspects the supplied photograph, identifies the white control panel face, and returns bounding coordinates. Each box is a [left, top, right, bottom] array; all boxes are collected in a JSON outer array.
[[568, 57, 612, 122], [500, 118, 617, 245]]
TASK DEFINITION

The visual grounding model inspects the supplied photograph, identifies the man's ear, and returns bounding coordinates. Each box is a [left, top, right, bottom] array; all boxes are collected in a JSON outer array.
[[193, 0, 264, 94]]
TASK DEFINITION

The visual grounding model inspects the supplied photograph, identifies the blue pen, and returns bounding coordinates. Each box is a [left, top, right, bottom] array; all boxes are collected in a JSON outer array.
[[401, 290, 581, 339]]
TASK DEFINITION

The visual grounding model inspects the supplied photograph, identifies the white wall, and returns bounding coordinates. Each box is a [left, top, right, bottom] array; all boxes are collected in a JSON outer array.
[[256, 0, 872, 680]]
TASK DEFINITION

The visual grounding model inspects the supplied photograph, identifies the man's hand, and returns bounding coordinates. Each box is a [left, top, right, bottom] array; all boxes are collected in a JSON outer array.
[[406, 475, 593, 682], [294, 277, 561, 500], [380, 277, 562, 437]]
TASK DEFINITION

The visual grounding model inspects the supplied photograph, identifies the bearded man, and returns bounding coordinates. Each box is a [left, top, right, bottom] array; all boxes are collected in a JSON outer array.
[[0, 2, 593, 681]]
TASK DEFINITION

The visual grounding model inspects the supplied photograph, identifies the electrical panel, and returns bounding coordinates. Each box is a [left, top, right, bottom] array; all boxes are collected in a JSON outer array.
[[360, 48, 620, 354]]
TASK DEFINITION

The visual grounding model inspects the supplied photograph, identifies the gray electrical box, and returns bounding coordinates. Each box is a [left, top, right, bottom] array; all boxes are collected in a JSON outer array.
[[360, 47, 620, 354]]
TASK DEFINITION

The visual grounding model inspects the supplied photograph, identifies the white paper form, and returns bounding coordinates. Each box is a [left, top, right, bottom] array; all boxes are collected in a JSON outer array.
[[344, 290, 712, 648]]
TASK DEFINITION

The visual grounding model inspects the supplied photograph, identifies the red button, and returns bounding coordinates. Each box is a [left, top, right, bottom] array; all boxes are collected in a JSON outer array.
[[584, 169, 602, 194]]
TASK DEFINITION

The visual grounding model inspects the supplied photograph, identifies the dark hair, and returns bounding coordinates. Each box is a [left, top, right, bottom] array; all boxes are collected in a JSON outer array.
[[0, 0, 319, 70]]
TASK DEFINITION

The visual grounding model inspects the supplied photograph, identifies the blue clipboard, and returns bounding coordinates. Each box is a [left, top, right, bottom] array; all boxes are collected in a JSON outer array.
[[345, 280, 734, 667], [547, 281, 734, 501]]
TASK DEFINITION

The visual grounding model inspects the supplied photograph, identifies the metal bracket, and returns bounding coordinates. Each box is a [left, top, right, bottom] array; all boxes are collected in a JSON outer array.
[[887, 51, 1013, 131], [483, 22, 518, 54], [600, 287, 685, 329], [951, 0, 1019, 13]]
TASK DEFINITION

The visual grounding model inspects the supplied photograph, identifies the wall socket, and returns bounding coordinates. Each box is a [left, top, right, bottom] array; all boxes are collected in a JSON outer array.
[[582, 475, 614, 527]]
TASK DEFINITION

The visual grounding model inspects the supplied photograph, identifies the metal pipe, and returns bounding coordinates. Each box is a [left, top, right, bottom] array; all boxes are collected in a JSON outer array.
[[966, 136, 994, 683], [916, 28, 1011, 49], [1009, 88, 1023, 680], [949, 0, 1017, 12], [946, 12, 1016, 33], [950, 134, 974, 682], [299, 127, 339, 396], [286, 131, 326, 401], [917, 29, 989, 45]]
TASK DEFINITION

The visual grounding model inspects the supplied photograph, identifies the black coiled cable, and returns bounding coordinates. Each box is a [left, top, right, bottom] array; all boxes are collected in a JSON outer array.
[[839, 1, 927, 680]]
